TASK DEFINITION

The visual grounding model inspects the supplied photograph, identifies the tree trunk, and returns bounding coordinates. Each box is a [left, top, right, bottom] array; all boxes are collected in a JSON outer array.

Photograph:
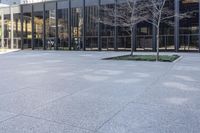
[[156, 28, 160, 61]]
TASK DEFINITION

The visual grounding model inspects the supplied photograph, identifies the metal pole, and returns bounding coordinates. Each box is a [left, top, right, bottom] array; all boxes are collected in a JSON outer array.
[[132, 25, 136, 52], [114, 0, 118, 51], [152, 25, 156, 51], [31, 4, 34, 50], [175, 0, 179, 52], [43, 3, 46, 50], [55, 2, 58, 50], [68, 0, 72, 50], [11, 6, 14, 49], [20, 6, 24, 50], [82, 0, 86, 50], [199, 0, 200, 52], [1, 13, 4, 49], [98, 0, 101, 51]]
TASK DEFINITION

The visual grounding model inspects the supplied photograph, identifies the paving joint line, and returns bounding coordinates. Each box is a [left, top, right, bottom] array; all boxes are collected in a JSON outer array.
[[21, 114, 95, 132], [0, 86, 31, 96], [94, 101, 133, 133], [0, 114, 20, 124], [24, 86, 100, 116], [95, 56, 181, 132]]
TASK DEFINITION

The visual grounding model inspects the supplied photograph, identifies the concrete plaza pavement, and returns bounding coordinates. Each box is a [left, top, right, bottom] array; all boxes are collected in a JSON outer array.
[[0, 51, 199, 133]]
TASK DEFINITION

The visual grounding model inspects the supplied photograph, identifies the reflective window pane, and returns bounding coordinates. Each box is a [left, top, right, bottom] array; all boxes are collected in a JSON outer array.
[[58, 5, 69, 50], [45, 2, 56, 50], [179, 0, 199, 51], [22, 5, 32, 49], [33, 3, 44, 49]]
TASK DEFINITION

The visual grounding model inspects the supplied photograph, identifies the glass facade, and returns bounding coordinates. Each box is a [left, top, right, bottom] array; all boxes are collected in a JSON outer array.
[[137, 22, 153, 51], [13, 13, 21, 48], [71, 0, 83, 50], [85, 0, 98, 50], [179, 0, 199, 51], [4, 14, 11, 48], [33, 3, 43, 49], [0, 0, 199, 52], [45, 2, 56, 50], [22, 4, 32, 49], [12, 6, 22, 49], [57, 1, 69, 50], [159, 0, 175, 51], [101, 3, 115, 50]]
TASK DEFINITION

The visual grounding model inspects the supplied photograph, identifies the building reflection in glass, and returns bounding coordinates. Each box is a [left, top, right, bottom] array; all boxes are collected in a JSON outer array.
[[22, 5, 32, 49], [58, 1, 69, 50]]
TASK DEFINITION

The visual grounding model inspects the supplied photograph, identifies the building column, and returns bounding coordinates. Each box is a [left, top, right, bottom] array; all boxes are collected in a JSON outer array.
[[199, 0, 200, 52], [68, 0, 72, 50], [152, 25, 156, 51], [43, 3, 46, 50], [31, 5, 35, 50], [1, 13, 4, 49], [97, 0, 102, 51], [114, 0, 118, 51], [175, 0, 179, 52], [132, 25, 137, 51], [20, 6, 24, 50], [82, 0, 86, 51], [55, 2, 58, 50], [11, 7, 14, 49]]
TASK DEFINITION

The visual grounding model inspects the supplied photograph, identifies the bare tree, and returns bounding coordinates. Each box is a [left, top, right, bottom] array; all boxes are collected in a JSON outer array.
[[144, 0, 171, 61], [99, 0, 192, 60], [145, 0, 194, 61], [99, 0, 148, 55]]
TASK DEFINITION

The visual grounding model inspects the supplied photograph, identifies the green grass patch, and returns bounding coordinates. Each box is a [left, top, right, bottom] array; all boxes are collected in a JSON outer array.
[[103, 54, 180, 62]]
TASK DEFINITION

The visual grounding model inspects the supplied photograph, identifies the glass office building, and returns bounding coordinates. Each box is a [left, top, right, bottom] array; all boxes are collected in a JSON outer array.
[[0, 0, 199, 52]]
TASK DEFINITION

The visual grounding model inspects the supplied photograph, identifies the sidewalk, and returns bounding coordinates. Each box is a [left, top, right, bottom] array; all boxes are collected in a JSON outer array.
[[0, 49, 20, 54], [0, 51, 199, 133]]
